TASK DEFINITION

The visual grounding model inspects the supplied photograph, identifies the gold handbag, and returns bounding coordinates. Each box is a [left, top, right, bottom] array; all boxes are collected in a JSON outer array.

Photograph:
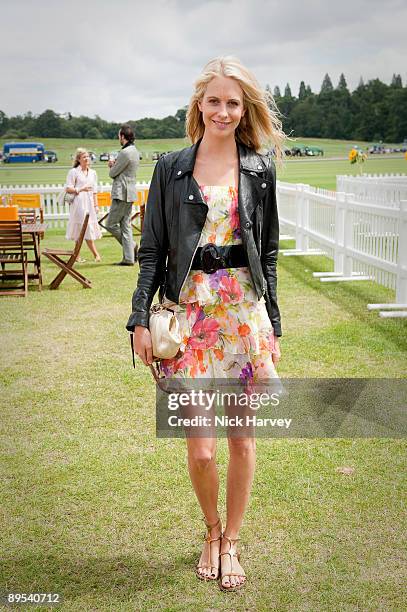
[[148, 302, 182, 360]]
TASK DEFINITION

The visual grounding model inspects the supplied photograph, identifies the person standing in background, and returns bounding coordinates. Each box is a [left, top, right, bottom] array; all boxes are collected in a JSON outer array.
[[106, 125, 140, 266], [65, 148, 102, 262]]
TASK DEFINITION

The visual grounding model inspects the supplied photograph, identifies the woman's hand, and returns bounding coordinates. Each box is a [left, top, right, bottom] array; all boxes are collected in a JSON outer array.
[[82, 185, 93, 192], [134, 325, 154, 365], [272, 336, 281, 366]]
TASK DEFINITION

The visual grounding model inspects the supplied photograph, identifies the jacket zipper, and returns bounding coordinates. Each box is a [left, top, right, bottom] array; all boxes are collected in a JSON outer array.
[[178, 177, 208, 299], [178, 234, 203, 299]]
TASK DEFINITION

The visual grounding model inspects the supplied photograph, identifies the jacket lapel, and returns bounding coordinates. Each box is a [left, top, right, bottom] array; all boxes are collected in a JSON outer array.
[[173, 138, 272, 222], [237, 142, 272, 223]]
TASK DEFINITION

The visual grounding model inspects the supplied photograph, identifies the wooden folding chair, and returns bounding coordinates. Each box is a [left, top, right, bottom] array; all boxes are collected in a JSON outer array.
[[97, 192, 112, 230], [21, 224, 43, 291], [0, 220, 28, 297], [131, 190, 147, 236], [43, 214, 92, 290], [10, 193, 44, 224], [98, 191, 145, 236]]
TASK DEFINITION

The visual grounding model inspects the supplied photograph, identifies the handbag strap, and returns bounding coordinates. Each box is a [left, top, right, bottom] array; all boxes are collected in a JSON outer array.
[[130, 331, 169, 392], [158, 276, 166, 304], [130, 332, 136, 368]]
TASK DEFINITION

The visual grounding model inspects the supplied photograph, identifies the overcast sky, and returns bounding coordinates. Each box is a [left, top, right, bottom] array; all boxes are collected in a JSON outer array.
[[1, 0, 406, 121]]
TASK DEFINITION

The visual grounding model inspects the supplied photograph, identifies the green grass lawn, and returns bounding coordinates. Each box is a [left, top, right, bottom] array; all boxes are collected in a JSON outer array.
[[1, 136, 406, 189], [0, 232, 406, 611]]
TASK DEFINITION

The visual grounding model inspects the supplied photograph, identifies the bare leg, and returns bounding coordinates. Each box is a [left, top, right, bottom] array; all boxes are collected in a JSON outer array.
[[85, 239, 101, 261], [75, 241, 83, 261], [187, 437, 222, 579], [221, 436, 256, 588]]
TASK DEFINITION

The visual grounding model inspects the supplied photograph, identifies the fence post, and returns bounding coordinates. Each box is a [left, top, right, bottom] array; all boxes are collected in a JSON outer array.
[[343, 193, 353, 276], [396, 200, 407, 303], [334, 191, 346, 274], [295, 183, 304, 251], [302, 184, 310, 252]]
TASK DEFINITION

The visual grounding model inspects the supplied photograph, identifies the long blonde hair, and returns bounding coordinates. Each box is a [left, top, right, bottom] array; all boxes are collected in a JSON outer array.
[[73, 148, 88, 168], [186, 56, 287, 164]]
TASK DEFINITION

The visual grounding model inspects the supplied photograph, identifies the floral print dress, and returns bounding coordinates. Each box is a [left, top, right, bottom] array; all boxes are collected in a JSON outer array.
[[157, 185, 279, 385]]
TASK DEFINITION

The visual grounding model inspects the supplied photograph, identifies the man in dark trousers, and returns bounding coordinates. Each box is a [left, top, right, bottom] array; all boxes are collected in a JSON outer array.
[[106, 125, 140, 265]]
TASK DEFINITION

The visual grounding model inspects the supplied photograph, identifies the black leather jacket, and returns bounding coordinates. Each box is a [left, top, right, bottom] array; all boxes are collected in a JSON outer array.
[[126, 138, 282, 337]]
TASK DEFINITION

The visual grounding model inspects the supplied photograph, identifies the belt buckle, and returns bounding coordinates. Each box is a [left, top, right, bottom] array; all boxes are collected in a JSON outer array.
[[200, 243, 223, 274]]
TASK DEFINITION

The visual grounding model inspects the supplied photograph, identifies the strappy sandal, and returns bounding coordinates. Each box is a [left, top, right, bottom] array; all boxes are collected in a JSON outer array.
[[196, 514, 222, 581], [219, 535, 246, 591]]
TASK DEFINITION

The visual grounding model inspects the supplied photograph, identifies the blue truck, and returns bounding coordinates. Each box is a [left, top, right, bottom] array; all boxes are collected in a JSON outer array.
[[2, 142, 45, 163]]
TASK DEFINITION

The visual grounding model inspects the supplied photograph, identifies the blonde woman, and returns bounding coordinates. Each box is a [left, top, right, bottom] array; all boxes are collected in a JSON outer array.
[[65, 148, 102, 261], [128, 56, 286, 590]]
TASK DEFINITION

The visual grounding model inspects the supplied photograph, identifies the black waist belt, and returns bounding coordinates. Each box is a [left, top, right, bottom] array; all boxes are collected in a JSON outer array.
[[191, 243, 248, 274]]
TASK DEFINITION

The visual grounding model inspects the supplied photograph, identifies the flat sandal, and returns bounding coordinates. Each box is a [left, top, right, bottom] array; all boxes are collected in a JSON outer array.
[[196, 514, 222, 581], [219, 535, 246, 591]]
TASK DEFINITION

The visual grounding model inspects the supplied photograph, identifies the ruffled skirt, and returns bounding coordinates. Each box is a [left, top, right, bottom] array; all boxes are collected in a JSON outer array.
[[157, 296, 279, 382]]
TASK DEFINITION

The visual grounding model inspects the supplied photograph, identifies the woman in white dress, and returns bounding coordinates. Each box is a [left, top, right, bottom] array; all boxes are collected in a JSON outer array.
[[65, 148, 102, 262]]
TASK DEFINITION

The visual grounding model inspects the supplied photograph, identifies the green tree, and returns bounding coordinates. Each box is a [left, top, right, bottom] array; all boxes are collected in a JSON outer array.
[[357, 76, 365, 90], [35, 109, 62, 137], [3, 71, 404, 146], [298, 81, 307, 100], [320, 73, 334, 94], [175, 107, 187, 123], [391, 73, 402, 88], [84, 127, 103, 139], [337, 73, 348, 91], [279, 84, 295, 135], [351, 78, 389, 140], [0, 111, 9, 136], [385, 87, 407, 141]]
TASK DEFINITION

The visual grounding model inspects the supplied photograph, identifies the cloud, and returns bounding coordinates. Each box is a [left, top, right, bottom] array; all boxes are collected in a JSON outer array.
[[1, 0, 406, 120]]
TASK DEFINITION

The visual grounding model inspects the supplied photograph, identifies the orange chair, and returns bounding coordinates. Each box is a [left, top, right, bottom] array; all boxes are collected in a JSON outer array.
[[10, 193, 44, 223], [97, 189, 147, 236], [0, 206, 19, 221], [97, 192, 112, 208], [0, 220, 28, 297]]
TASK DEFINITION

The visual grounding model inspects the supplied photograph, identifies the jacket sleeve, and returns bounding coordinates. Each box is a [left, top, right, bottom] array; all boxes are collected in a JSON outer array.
[[109, 150, 129, 178], [126, 158, 168, 331], [261, 157, 282, 337]]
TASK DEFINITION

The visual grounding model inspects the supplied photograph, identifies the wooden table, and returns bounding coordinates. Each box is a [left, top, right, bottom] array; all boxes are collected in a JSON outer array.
[[22, 223, 47, 289]]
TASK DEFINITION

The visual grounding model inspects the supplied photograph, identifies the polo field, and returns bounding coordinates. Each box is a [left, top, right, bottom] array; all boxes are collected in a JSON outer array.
[[1, 215, 405, 609]]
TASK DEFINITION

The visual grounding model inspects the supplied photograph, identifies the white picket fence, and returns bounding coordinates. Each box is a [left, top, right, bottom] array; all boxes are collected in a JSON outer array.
[[1, 179, 406, 315], [0, 182, 150, 228], [336, 173, 407, 207], [277, 180, 407, 313]]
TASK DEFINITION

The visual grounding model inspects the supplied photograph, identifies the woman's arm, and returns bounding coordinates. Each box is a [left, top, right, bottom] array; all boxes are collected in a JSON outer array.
[[126, 157, 169, 331], [65, 169, 79, 195], [261, 156, 282, 338], [93, 170, 98, 208], [65, 168, 89, 195]]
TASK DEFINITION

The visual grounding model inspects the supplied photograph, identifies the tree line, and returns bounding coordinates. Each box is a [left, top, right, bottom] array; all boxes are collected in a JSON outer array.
[[0, 73, 405, 143]]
